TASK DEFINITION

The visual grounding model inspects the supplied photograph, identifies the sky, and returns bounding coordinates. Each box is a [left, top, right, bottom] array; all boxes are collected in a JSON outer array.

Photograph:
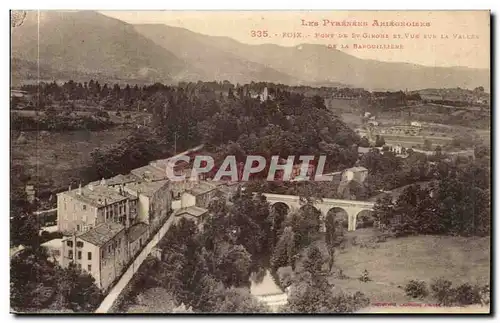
[[101, 10, 490, 69]]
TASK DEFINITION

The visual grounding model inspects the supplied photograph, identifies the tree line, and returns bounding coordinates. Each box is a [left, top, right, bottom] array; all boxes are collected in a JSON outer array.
[[373, 158, 490, 237], [119, 190, 367, 313]]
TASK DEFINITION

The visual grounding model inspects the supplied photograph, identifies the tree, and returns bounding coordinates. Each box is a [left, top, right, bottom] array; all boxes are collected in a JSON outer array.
[[10, 249, 101, 313], [289, 205, 321, 249], [64, 264, 103, 312], [212, 287, 269, 313], [286, 245, 368, 313], [271, 226, 298, 271], [372, 194, 394, 230], [213, 242, 252, 288], [324, 213, 340, 272], [423, 139, 432, 151], [359, 136, 370, 147], [302, 246, 324, 274], [127, 288, 177, 313], [10, 165, 38, 248], [375, 135, 385, 147]]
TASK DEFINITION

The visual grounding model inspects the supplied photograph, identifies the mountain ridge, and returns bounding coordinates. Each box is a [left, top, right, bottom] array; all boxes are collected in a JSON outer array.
[[11, 11, 490, 91]]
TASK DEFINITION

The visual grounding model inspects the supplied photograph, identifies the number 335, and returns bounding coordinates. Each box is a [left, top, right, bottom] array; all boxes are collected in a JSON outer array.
[[251, 30, 268, 37]]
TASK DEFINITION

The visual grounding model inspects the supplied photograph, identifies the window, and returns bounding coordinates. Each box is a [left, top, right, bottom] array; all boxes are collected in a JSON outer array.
[[101, 250, 105, 258], [68, 250, 73, 259], [88, 252, 92, 260], [77, 251, 82, 260], [108, 245, 112, 253], [77, 241, 83, 248], [77, 263, 82, 269], [83, 205, 87, 211], [67, 241, 73, 247], [76, 225, 81, 231], [87, 265, 92, 271]]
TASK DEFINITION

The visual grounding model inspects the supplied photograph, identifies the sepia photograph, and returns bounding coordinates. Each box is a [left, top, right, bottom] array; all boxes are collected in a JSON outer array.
[[9, 9, 491, 314]]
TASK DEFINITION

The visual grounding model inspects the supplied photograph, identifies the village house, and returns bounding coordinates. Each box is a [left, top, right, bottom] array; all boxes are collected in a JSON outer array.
[[172, 206, 209, 231], [130, 164, 167, 182], [124, 179, 172, 234], [341, 166, 368, 184], [60, 222, 128, 291], [127, 222, 150, 259], [180, 181, 219, 209]]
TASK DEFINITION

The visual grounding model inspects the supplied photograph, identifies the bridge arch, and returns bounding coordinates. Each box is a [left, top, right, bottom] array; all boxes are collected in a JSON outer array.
[[326, 207, 349, 230], [261, 193, 374, 232], [355, 209, 375, 229]]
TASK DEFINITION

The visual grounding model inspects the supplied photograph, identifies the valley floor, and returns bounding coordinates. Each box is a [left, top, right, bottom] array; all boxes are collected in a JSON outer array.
[[320, 228, 490, 309]]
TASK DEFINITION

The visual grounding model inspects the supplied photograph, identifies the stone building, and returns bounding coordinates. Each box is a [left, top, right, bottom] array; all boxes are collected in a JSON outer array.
[[124, 179, 172, 234], [60, 222, 128, 291], [341, 167, 368, 184], [56, 182, 138, 235]]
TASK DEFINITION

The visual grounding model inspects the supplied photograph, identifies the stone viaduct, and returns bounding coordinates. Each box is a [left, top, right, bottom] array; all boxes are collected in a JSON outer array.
[[261, 193, 375, 231]]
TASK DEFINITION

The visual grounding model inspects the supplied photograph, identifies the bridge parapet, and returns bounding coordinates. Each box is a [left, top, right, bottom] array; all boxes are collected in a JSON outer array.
[[259, 193, 375, 231]]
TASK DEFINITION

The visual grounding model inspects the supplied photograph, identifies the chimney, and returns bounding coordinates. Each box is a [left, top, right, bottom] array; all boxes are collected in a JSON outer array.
[[125, 200, 130, 229], [100, 178, 106, 186], [68, 184, 72, 192], [88, 183, 94, 191], [77, 183, 82, 195]]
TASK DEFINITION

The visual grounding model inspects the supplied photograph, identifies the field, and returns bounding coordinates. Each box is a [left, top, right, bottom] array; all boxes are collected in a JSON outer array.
[[340, 111, 490, 149], [11, 128, 132, 194], [11, 109, 152, 126], [317, 229, 490, 307]]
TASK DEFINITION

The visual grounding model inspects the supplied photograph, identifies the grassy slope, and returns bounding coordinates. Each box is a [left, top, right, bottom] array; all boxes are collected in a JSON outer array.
[[316, 229, 490, 305], [11, 128, 131, 192]]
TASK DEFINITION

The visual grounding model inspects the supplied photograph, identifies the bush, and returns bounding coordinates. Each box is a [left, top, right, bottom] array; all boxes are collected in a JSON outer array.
[[331, 291, 370, 312], [96, 110, 110, 119], [430, 278, 453, 306], [430, 278, 486, 306], [405, 280, 429, 299], [454, 283, 481, 306], [359, 269, 371, 283]]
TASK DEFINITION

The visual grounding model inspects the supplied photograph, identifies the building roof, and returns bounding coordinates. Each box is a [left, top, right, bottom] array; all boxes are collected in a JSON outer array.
[[130, 164, 167, 181], [125, 180, 169, 197], [77, 222, 125, 247], [41, 238, 63, 250], [187, 182, 217, 196], [357, 147, 372, 154], [61, 184, 135, 208], [127, 222, 149, 242], [106, 173, 141, 186], [346, 166, 368, 173], [217, 183, 239, 196], [174, 206, 208, 218]]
